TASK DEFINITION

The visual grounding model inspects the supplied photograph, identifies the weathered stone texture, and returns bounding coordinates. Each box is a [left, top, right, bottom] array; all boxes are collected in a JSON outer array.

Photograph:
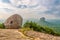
[[4, 14, 23, 29]]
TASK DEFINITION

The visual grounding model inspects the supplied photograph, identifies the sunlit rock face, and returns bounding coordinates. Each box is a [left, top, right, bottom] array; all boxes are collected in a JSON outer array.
[[4, 14, 23, 29]]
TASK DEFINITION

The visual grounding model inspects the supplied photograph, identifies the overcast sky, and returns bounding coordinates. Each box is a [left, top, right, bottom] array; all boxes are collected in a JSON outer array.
[[0, 0, 60, 19]]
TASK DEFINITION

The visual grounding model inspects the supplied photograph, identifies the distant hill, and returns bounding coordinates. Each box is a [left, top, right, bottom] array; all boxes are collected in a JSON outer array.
[[38, 18, 60, 34]]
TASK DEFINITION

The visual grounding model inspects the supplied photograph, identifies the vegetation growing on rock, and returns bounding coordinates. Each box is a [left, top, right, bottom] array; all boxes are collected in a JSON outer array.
[[23, 21, 60, 36]]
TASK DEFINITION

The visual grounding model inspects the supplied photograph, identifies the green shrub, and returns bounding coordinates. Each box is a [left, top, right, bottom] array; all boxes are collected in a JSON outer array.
[[23, 21, 60, 36], [42, 27, 55, 35], [0, 23, 5, 29]]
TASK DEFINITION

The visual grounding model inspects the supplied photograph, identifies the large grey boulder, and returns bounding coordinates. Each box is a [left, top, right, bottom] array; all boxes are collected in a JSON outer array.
[[4, 14, 23, 29]]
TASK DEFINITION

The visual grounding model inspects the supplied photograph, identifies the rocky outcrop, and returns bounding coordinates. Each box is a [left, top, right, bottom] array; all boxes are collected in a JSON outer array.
[[20, 30, 60, 40], [40, 17, 45, 21], [0, 29, 60, 40], [4, 14, 23, 29]]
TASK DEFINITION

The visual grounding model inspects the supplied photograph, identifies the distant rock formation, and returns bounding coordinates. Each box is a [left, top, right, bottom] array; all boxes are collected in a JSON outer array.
[[40, 17, 45, 21], [4, 14, 23, 29]]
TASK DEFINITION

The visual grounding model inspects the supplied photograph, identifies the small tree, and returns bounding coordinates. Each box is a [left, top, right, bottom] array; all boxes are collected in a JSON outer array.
[[0, 23, 5, 29]]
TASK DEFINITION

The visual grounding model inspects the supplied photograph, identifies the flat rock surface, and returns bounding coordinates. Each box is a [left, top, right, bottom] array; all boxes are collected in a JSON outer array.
[[0, 29, 32, 40], [0, 29, 60, 40], [23, 30, 60, 40]]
